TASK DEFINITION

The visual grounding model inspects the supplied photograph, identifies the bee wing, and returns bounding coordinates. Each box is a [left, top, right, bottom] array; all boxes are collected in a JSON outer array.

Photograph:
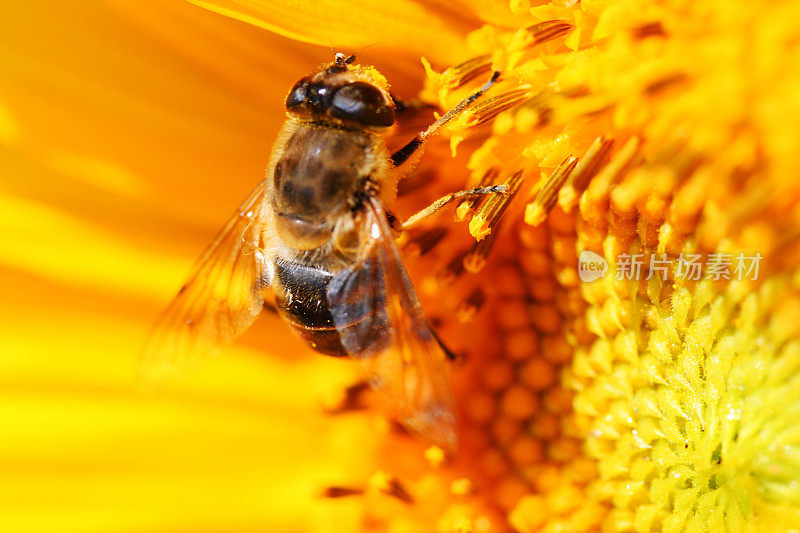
[[326, 197, 457, 450], [141, 180, 275, 381]]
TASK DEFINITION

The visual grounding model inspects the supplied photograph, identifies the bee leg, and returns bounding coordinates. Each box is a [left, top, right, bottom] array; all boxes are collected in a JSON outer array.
[[401, 185, 507, 230], [258, 274, 279, 314], [384, 210, 403, 233], [390, 71, 501, 167], [390, 93, 435, 115], [430, 327, 460, 362], [388, 95, 438, 146]]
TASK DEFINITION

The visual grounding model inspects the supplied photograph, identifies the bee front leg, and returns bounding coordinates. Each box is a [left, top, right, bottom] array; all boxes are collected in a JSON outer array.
[[401, 185, 507, 230], [390, 71, 501, 168], [390, 93, 436, 116], [384, 210, 403, 233]]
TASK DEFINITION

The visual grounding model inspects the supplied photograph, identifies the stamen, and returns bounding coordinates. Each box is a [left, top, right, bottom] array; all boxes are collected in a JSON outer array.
[[645, 73, 688, 94], [558, 137, 614, 211], [452, 517, 475, 533], [462, 88, 533, 128], [525, 89, 556, 128], [582, 136, 641, 222], [321, 381, 370, 414], [457, 287, 486, 322], [397, 169, 436, 196], [632, 22, 667, 39], [437, 250, 469, 286], [561, 85, 591, 99], [450, 478, 476, 496], [470, 170, 524, 240], [464, 228, 499, 273], [404, 226, 448, 256], [525, 156, 578, 226], [424, 445, 447, 467], [369, 471, 415, 504], [651, 132, 689, 166], [442, 54, 493, 90], [456, 167, 500, 221], [671, 150, 705, 182], [597, 136, 640, 185], [321, 486, 365, 498], [526, 20, 574, 46]]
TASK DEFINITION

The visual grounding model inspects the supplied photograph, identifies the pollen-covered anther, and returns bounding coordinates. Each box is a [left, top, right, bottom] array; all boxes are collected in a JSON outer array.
[[525, 19, 574, 46], [320, 381, 370, 414], [441, 54, 493, 90], [644, 72, 689, 95], [397, 168, 437, 196], [525, 156, 578, 226], [368, 471, 414, 504], [456, 167, 500, 221], [457, 287, 485, 323], [463, 235, 496, 274], [436, 250, 468, 286], [424, 445, 447, 467], [669, 150, 705, 185], [469, 170, 524, 241], [650, 131, 690, 167], [461, 88, 534, 128], [452, 516, 475, 533], [450, 478, 476, 496], [403, 226, 448, 256], [558, 137, 614, 212], [580, 136, 641, 226], [631, 21, 667, 40]]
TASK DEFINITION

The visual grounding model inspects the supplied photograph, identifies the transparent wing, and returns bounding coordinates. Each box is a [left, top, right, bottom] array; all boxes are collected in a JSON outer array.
[[325, 197, 457, 450], [141, 180, 275, 381]]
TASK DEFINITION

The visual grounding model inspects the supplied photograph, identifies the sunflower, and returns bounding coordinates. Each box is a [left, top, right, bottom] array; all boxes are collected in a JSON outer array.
[[2, 0, 800, 532]]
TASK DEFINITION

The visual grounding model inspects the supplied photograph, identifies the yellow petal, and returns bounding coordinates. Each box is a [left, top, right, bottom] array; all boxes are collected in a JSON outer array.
[[0, 2, 374, 531], [189, 0, 481, 65]]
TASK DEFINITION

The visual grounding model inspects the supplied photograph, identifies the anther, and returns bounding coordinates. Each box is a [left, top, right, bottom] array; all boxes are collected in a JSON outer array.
[[369, 471, 415, 504], [470, 170, 524, 240], [397, 169, 436, 196], [404, 226, 448, 256], [464, 234, 497, 273], [321, 381, 370, 414], [525, 156, 578, 226], [526, 19, 574, 46], [462, 88, 533, 128], [320, 486, 365, 498], [558, 137, 614, 211], [437, 250, 469, 286], [457, 288, 486, 322], [442, 54, 493, 90], [456, 167, 500, 221]]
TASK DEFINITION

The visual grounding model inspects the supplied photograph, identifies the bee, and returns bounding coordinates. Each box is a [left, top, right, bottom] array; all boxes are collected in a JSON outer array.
[[143, 53, 503, 451]]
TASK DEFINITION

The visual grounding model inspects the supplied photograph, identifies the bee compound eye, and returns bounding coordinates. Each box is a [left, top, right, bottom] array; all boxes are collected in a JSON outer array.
[[286, 77, 310, 110], [330, 82, 395, 127]]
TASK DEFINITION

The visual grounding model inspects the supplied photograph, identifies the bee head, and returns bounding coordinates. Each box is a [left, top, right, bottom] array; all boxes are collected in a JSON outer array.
[[285, 53, 396, 128]]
